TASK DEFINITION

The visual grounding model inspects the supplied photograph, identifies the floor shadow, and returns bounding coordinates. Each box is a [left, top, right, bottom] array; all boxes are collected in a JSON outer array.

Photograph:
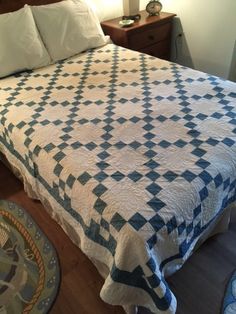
[[0, 161, 22, 199]]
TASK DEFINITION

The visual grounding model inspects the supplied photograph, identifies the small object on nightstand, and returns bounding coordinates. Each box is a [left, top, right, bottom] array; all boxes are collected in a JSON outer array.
[[146, 0, 162, 16], [122, 14, 141, 21], [119, 19, 135, 27]]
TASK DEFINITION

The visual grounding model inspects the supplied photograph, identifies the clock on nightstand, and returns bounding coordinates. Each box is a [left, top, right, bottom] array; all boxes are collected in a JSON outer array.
[[146, 1, 163, 16], [101, 10, 176, 61]]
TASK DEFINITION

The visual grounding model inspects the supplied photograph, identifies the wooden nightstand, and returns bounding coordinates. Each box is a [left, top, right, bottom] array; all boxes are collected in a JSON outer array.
[[101, 11, 176, 61]]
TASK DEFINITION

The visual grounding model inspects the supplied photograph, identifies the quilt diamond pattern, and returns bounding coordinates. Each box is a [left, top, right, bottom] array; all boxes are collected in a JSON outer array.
[[0, 44, 236, 314]]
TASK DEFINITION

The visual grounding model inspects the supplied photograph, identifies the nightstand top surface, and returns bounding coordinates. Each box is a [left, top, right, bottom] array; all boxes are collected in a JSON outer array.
[[101, 11, 176, 31]]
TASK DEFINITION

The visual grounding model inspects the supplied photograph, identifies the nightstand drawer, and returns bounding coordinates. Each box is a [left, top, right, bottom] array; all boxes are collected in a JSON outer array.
[[139, 39, 170, 59], [129, 22, 172, 50]]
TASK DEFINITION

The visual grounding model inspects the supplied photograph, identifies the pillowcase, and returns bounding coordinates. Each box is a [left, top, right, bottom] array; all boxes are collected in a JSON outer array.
[[31, 0, 108, 62], [0, 5, 51, 78]]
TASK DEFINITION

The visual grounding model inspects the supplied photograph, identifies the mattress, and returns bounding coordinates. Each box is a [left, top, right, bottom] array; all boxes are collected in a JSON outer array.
[[0, 44, 236, 314]]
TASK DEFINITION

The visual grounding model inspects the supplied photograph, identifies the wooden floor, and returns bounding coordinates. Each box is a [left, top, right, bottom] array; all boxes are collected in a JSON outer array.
[[0, 161, 235, 314]]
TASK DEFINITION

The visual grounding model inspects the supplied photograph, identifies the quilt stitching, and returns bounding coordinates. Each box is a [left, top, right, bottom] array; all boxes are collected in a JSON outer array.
[[0, 44, 236, 313]]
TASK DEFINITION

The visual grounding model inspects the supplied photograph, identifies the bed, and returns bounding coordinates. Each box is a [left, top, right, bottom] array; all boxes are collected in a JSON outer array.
[[0, 1, 236, 314]]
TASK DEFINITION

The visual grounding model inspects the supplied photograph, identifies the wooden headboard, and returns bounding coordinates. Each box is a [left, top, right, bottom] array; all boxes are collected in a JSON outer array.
[[0, 0, 62, 14]]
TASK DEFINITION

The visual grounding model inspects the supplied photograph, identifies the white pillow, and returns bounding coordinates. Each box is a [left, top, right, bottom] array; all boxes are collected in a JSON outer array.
[[0, 5, 51, 78], [31, 0, 108, 62]]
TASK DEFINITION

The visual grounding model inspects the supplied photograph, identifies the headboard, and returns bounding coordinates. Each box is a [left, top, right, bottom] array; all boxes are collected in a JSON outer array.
[[0, 0, 62, 14]]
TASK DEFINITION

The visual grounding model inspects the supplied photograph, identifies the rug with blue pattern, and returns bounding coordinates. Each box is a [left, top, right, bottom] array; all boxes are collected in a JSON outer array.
[[223, 271, 236, 314], [0, 200, 60, 313]]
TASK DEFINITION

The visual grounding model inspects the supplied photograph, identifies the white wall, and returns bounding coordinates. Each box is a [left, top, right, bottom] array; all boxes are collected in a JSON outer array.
[[157, 0, 236, 81], [90, 0, 236, 81]]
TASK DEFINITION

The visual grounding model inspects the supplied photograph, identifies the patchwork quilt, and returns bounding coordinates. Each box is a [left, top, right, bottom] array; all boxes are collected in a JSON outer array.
[[0, 44, 236, 314]]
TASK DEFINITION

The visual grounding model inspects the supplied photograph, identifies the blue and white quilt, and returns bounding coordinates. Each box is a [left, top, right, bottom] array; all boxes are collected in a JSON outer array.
[[0, 44, 236, 314]]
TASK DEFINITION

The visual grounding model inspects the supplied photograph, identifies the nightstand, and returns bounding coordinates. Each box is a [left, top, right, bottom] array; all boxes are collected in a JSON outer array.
[[101, 11, 176, 61]]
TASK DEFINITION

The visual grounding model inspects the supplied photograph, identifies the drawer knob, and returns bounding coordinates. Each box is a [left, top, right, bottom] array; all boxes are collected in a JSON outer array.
[[148, 35, 155, 40]]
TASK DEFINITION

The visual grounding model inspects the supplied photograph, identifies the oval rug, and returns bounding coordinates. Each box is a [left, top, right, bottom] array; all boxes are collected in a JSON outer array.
[[222, 270, 236, 314], [0, 200, 60, 314]]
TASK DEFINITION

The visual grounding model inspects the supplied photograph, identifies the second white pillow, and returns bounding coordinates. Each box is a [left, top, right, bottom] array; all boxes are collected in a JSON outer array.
[[31, 0, 108, 62]]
